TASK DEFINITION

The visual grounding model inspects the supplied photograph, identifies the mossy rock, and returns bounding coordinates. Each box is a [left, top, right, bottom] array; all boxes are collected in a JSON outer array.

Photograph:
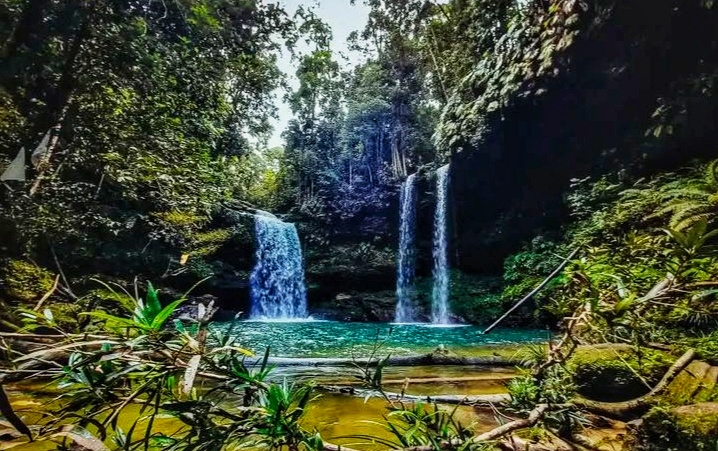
[[43, 302, 86, 333], [662, 361, 715, 405], [634, 404, 718, 451], [567, 344, 672, 402], [659, 361, 718, 406], [0, 260, 55, 303]]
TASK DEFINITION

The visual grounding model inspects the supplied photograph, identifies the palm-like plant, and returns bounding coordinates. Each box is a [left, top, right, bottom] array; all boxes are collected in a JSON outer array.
[[84, 279, 206, 334], [655, 159, 718, 231], [2, 278, 324, 451]]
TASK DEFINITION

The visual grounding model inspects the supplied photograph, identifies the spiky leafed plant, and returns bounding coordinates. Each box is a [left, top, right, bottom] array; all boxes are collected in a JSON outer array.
[[655, 159, 718, 231]]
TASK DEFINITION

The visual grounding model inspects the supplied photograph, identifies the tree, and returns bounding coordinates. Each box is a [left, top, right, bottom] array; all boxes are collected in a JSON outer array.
[[0, 0, 327, 275]]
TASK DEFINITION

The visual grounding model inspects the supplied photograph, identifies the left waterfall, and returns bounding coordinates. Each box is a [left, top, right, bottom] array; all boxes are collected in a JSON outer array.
[[395, 173, 418, 323], [249, 214, 308, 319]]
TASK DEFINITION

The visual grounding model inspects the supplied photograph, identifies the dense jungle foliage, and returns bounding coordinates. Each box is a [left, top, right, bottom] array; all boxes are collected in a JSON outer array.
[[1, 0, 718, 449]]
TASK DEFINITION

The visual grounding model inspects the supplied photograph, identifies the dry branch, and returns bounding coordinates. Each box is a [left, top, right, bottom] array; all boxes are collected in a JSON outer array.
[[484, 248, 580, 334], [34, 274, 60, 311]]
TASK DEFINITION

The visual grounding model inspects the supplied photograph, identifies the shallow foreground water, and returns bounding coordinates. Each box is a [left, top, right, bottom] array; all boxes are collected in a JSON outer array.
[[9, 322, 546, 450], [214, 320, 548, 357]]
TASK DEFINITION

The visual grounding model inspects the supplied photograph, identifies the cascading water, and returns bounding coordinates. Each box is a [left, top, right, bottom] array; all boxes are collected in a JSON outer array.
[[431, 164, 451, 324], [249, 215, 308, 319], [395, 173, 418, 323]]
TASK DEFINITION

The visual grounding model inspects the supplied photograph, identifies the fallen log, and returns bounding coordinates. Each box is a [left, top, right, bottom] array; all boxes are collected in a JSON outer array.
[[332, 375, 516, 387], [400, 404, 552, 451], [574, 348, 696, 419], [384, 391, 510, 405], [251, 354, 518, 367], [318, 385, 510, 405]]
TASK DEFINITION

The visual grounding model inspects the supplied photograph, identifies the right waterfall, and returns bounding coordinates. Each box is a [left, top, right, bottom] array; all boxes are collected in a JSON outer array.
[[432, 164, 451, 324]]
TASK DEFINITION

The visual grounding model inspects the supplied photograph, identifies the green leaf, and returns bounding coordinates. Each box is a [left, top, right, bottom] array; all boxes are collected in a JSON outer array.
[[150, 299, 185, 331], [82, 311, 148, 330], [145, 282, 161, 316]]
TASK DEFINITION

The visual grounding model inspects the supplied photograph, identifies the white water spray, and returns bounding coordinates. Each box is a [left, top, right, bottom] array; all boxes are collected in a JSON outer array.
[[395, 173, 418, 323], [249, 215, 307, 319], [431, 164, 451, 324]]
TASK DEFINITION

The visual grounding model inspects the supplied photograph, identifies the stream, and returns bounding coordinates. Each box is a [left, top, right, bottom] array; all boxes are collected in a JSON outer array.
[[8, 323, 546, 450]]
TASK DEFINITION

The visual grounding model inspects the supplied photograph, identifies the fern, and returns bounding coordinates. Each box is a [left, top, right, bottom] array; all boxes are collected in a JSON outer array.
[[653, 159, 718, 230]]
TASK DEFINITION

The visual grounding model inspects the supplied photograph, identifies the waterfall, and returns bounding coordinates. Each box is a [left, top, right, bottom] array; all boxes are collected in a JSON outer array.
[[395, 173, 418, 323], [249, 215, 308, 319], [431, 164, 451, 324]]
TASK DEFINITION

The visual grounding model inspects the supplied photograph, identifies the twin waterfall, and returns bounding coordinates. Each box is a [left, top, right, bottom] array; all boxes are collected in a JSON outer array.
[[250, 215, 308, 319], [394, 164, 452, 324], [248, 164, 452, 324]]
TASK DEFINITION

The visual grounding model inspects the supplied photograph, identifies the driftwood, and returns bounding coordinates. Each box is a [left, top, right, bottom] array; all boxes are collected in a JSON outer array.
[[34, 275, 60, 311], [250, 354, 517, 368], [574, 348, 696, 419], [319, 385, 510, 405], [342, 375, 515, 385], [399, 404, 552, 451]]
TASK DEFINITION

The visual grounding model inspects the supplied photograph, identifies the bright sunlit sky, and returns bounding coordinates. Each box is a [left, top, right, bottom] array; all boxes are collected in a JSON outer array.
[[268, 0, 372, 148]]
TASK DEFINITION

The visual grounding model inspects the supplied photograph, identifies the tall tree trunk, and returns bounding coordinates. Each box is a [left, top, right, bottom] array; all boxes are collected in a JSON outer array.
[[427, 28, 448, 104], [0, 0, 51, 65], [29, 0, 97, 195], [397, 127, 407, 177]]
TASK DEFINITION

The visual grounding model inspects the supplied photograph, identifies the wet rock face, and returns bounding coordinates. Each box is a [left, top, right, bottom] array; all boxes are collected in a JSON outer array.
[[310, 291, 396, 322], [448, 1, 718, 274]]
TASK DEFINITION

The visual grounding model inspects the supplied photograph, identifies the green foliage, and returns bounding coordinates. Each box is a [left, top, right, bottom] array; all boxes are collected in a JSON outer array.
[[2, 282, 323, 451], [655, 160, 718, 231], [250, 381, 322, 451], [0, 0, 329, 280], [685, 331, 718, 365], [518, 158, 718, 347], [436, 0, 585, 152], [379, 402, 477, 450], [85, 280, 193, 334], [502, 236, 569, 302], [309, 243, 395, 273], [445, 272, 504, 324], [0, 259, 55, 302], [506, 373, 541, 411]]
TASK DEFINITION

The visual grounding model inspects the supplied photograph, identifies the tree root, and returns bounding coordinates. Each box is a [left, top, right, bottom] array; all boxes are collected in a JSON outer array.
[[574, 348, 695, 420]]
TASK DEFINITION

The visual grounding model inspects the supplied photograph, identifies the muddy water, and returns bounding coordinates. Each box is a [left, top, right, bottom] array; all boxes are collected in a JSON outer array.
[[6, 365, 515, 450]]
